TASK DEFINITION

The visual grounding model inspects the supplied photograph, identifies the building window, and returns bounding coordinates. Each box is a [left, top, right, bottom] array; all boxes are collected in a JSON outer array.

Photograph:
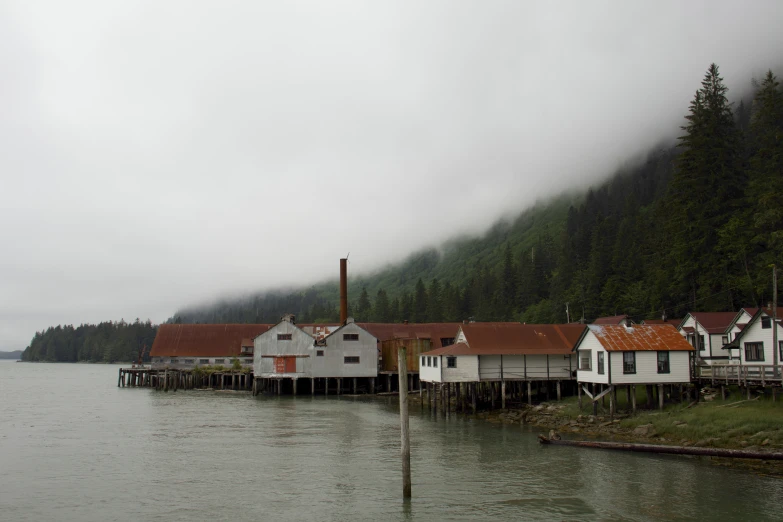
[[244, 359, 253, 365], [657, 352, 670, 373], [623, 352, 636, 374], [745, 342, 765, 362], [215, 358, 225, 364], [433, 357, 438, 368], [597, 352, 604, 374], [184, 359, 194, 364], [722, 335, 728, 346], [427, 356, 431, 367], [779, 341, 783, 364], [579, 350, 591, 371], [441, 337, 455, 347], [278, 333, 292, 341], [344, 356, 360, 364], [317, 350, 324, 357], [447, 356, 457, 368], [170, 358, 178, 364], [199, 359, 209, 364], [761, 317, 771, 329], [421, 356, 425, 367], [343, 333, 359, 341]]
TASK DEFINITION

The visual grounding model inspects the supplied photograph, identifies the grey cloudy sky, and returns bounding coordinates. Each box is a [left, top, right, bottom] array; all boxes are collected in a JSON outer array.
[[2, 1, 782, 348]]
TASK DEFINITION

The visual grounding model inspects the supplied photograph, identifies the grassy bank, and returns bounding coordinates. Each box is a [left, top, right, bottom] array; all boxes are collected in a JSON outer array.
[[549, 388, 783, 450]]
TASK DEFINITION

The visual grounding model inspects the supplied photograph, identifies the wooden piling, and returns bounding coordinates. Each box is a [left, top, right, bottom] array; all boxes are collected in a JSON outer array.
[[658, 384, 664, 410], [353, 377, 357, 395], [527, 381, 532, 406], [631, 385, 637, 413], [578, 381, 582, 409], [397, 346, 411, 499], [556, 381, 561, 402]]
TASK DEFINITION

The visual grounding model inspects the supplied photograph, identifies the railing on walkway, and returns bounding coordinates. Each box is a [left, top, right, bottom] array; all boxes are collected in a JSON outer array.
[[698, 364, 783, 386]]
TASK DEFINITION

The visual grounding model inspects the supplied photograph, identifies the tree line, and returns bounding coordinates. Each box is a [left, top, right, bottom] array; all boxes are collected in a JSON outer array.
[[21, 320, 157, 363]]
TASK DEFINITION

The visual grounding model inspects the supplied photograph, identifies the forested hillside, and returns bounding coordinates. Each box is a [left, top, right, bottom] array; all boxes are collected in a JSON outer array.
[[22, 63, 783, 361], [21, 320, 157, 363], [175, 64, 781, 326]]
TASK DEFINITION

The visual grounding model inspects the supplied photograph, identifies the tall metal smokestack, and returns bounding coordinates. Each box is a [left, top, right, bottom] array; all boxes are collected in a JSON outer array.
[[340, 258, 348, 325]]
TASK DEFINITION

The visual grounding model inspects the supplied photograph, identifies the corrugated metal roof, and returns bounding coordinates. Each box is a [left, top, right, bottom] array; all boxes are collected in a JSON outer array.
[[586, 324, 694, 352], [422, 342, 473, 356], [689, 312, 739, 334], [422, 323, 585, 356], [150, 324, 272, 357], [357, 323, 465, 349]]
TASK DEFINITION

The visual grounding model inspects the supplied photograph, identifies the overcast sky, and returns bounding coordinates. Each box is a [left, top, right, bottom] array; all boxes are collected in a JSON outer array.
[[2, 1, 782, 348]]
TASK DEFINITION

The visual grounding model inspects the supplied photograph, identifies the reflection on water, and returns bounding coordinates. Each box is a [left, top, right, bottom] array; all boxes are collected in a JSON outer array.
[[1, 362, 782, 521]]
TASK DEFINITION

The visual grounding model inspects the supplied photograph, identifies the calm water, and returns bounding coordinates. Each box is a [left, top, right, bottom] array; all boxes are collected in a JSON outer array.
[[1, 362, 782, 521]]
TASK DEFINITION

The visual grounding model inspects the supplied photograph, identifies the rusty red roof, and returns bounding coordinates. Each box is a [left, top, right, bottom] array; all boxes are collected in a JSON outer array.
[[150, 324, 272, 357], [585, 324, 694, 352], [422, 323, 585, 356], [357, 323, 465, 349], [688, 312, 739, 334]]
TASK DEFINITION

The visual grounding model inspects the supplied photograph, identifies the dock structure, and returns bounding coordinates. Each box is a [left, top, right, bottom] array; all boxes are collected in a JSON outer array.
[[117, 367, 253, 391], [419, 323, 585, 412]]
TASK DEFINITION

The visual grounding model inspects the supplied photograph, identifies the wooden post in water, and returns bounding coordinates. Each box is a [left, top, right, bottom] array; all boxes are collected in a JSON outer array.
[[658, 384, 664, 410], [353, 377, 357, 395], [527, 381, 532, 406], [397, 346, 411, 499], [631, 385, 637, 413], [578, 382, 582, 409], [556, 381, 561, 402]]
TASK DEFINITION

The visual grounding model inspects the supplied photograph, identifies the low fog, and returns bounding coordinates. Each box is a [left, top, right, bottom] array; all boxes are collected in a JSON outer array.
[[1, 1, 782, 348]]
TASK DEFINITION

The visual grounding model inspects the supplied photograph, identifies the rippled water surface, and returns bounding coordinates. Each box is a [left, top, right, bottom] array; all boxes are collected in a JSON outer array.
[[2, 362, 782, 521]]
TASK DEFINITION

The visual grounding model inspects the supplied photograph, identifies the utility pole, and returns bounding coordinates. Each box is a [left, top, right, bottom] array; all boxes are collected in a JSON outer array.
[[565, 302, 570, 323], [773, 265, 778, 374]]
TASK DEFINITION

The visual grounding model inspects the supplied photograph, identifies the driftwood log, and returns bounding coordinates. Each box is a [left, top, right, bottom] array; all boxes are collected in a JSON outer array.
[[538, 434, 783, 460]]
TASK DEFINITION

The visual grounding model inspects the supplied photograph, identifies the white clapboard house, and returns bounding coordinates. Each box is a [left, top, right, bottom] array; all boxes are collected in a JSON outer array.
[[575, 324, 694, 410]]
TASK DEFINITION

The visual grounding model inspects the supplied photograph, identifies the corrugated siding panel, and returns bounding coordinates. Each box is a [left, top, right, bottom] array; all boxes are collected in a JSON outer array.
[[441, 355, 479, 382], [317, 323, 377, 378], [254, 322, 312, 377]]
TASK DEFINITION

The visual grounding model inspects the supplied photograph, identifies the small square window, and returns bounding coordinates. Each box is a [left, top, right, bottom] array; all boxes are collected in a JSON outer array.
[[441, 337, 455, 347], [316, 350, 324, 356], [762, 317, 771, 329], [447, 356, 456, 368], [343, 333, 359, 341]]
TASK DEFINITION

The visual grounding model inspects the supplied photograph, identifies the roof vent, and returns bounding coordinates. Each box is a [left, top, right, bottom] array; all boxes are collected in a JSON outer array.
[[346, 317, 355, 324], [281, 313, 296, 324]]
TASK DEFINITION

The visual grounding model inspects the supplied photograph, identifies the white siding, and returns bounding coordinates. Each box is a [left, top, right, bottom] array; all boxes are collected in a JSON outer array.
[[419, 354, 442, 382], [576, 332, 609, 384], [608, 351, 691, 384], [441, 355, 479, 382], [737, 315, 783, 365]]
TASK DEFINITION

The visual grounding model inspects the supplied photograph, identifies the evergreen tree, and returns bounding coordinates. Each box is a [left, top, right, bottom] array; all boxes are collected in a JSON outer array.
[[373, 289, 391, 322], [355, 287, 372, 321], [426, 278, 443, 322], [413, 279, 428, 322], [666, 63, 743, 309]]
